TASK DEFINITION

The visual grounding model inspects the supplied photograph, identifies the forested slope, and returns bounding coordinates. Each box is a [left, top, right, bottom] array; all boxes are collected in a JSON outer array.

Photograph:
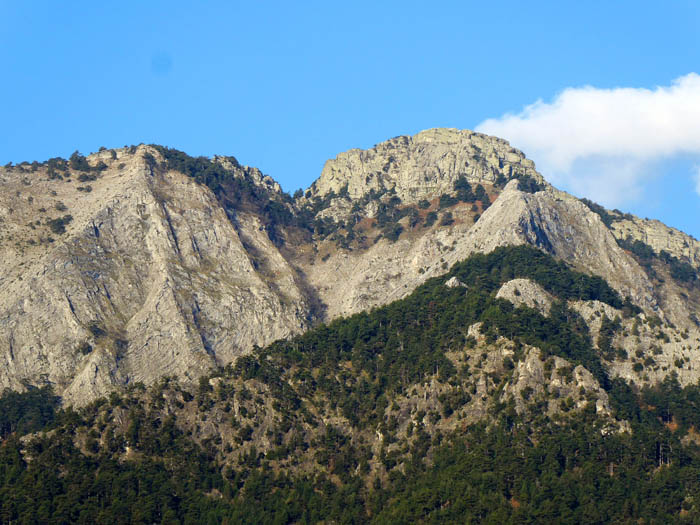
[[3, 246, 700, 523]]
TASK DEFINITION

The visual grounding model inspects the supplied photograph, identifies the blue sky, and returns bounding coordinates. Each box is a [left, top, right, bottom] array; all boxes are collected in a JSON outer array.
[[1, 1, 699, 238]]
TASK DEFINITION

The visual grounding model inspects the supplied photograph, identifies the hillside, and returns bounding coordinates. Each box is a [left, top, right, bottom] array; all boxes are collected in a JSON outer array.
[[3, 246, 700, 522], [1, 129, 699, 406], [2, 129, 700, 522]]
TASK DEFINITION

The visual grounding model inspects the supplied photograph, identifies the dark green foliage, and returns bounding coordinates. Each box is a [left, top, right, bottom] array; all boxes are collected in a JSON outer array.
[[374, 412, 700, 523], [453, 175, 471, 192], [407, 208, 421, 228], [47, 214, 73, 234], [263, 199, 295, 231], [0, 387, 59, 439], [0, 418, 230, 524], [69, 150, 91, 171], [580, 198, 618, 227], [7, 382, 700, 523], [474, 183, 489, 205], [374, 197, 414, 229], [515, 174, 545, 193], [494, 171, 508, 188], [4, 246, 700, 522], [481, 298, 608, 386], [424, 211, 438, 227], [238, 245, 622, 431], [608, 377, 641, 421], [641, 375, 700, 432], [660, 250, 698, 284], [154, 146, 239, 195], [438, 194, 458, 209], [598, 314, 622, 360], [450, 245, 623, 307], [457, 187, 476, 203], [453, 176, 486, 203], [142, 151, 157, 171], [151, 146, 296, 244], [622, 296, 643, 318], [312, 216, 338, 237], [618, 236, 655, 261], [46, 158, 67, 179], [617, 236, 698, 286], [418, 199, 431, 209], [382, 223, 403, 242], [439, 211, 454, 226], [87, 321, 107, 338], [77, 342, 93, 355]]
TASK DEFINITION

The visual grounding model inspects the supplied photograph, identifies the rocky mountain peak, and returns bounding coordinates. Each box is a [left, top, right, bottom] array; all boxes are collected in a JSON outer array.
[[310, 128, 543, 204], [0, 148, 312, 404]]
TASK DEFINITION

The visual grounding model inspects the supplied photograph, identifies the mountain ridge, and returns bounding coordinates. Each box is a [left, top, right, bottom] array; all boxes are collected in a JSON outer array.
[[0, 129, 698, 406]]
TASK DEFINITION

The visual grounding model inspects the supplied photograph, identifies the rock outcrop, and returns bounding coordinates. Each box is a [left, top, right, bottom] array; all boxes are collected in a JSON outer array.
[[496, 279, 553, 315], [311, 128, 542, 204], [611, 217, 700, 269], [466, 181, 657, 309]]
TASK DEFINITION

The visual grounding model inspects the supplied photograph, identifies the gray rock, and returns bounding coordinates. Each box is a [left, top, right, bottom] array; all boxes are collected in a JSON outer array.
[[2, 129, 699, 406], [0, 147, 311, 405], [311, 128, 542, 208], [496, 279, 552, 315], [445, 276, 467, 288]]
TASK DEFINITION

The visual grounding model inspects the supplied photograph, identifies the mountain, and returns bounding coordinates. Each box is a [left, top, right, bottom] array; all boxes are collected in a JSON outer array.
[[2, 129, 700, 522], [1, 129, 698, 405]]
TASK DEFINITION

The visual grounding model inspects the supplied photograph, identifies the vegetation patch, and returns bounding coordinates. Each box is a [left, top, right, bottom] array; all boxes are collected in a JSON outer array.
[[47, 214, 73, 234], [152, 146, 298, 245], [617, 235, 698, 286]]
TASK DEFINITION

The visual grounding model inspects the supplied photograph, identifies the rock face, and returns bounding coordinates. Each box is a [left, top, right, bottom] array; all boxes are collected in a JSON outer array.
[[445, 276, 467, 289], [0, 147, 311, 404], [611, 217, 700, 269], [300, 179, 657, 322], [569, 298, 700, 388], [467, 181, 658, 310], [1, 128, 699, 405], [504, 347, 615, 422], [496, 279, 552, 315], [311, 128, 542, 204]]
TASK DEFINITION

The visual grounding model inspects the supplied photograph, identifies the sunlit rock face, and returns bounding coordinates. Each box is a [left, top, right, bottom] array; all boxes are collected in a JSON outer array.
[[1, 129, 699, 405]]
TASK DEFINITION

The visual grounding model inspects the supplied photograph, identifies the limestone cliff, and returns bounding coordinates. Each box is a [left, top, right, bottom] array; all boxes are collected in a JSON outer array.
[[311, 128, 541, 203], [1, 128, 699, 405], [0, 147, 311, 404], [611, 217, 700, 268]]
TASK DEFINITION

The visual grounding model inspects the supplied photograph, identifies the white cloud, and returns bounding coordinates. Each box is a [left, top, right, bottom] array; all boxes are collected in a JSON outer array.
[[476, 73, 700, 206]]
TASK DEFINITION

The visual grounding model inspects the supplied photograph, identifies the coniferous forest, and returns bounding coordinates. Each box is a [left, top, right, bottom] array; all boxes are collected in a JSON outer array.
[[2, 246, 700, 523]]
